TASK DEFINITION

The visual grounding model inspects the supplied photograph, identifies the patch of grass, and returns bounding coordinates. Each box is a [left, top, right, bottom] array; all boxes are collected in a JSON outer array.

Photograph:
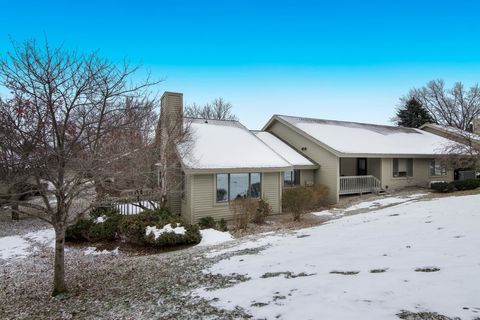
[[370, 268, 388, 273], [330, 270, 360, 275], [397, 310, 461, 320], [261, 271, 315, 279], [415, 267, 440, 272], [251, 302, 269, 307]]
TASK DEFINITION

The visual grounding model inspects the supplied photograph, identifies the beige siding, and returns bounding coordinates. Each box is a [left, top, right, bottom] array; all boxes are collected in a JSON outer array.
[[186, 172, 283, 223], [367, 158, 382, 180], [262, 172, 282, 213], [340, 158, 356, 176], [268, 121, 339, 204], [300, 169, 315, 186], [381, 158, 454, 190]]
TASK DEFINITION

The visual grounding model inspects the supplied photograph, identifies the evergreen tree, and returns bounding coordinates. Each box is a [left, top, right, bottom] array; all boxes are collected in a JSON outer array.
[[394, 98, 434, 128]]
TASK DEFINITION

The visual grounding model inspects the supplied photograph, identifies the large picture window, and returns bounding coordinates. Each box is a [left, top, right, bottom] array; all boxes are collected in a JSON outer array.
[[430, 159, 447, 176], [393, 158, 413, 177], [216, 173, 262, 202]]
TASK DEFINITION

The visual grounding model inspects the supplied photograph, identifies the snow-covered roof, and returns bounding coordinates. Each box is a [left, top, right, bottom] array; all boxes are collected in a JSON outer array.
[[421, 123, 480, 142], [178, 118, 292, 170], [253, 131, 316, 167], [270, 115, 462, 156]]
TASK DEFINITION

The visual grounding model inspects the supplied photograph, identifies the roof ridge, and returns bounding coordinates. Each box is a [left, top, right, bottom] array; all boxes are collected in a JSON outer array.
[[275, 114, 411, 130]]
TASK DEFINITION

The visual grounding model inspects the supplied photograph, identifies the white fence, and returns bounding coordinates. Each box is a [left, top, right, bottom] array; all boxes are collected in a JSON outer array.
[[339, 175, 382, 195]]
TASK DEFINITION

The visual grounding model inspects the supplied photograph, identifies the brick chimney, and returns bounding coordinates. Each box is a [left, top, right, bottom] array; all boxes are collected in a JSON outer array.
[[157, 92, 183, 215]]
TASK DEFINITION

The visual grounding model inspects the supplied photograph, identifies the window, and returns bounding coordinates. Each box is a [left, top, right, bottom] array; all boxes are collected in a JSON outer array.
[[216, 174, 229, 202], [284, 170, 300, 187], [393, 158, 413, 177], [229, 173, 249, 200], [216, 173, 262, 202], [250, 173, 261, 198], [430, 159, 447, 176]]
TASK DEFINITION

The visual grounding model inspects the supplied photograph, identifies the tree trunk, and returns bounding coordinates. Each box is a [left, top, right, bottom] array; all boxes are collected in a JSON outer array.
[[11, 202, 19, 220], [52, 226, 67, 296]]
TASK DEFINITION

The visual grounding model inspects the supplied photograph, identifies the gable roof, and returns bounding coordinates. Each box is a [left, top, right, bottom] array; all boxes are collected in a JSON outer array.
[[177, 118, 292, 172], [420, 123, 480, 143], [252, 131, 317, 168], [264, 115, 462, 157]]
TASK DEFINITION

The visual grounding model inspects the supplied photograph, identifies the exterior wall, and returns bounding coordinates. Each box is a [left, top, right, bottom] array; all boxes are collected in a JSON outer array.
[[184, 171, 283, 223], [367, 158, 382, 180], [268, 121, 339, 204], [340, 158, 356, 176], [380, 158, 454, 190], [299, 169, 315, 186]]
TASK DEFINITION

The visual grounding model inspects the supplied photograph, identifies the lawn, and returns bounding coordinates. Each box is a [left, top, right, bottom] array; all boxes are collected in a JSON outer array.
[[1, 194, 479, 319]]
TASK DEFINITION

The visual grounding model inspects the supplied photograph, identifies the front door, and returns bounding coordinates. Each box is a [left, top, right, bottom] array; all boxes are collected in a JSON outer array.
[[357, 158, 367, 176]]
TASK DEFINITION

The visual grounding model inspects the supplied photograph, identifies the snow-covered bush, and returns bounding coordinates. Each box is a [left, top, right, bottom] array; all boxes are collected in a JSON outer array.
[[117, 208, 173, 244], [144, 222, 201, 247], [88, 213, 122, 241]]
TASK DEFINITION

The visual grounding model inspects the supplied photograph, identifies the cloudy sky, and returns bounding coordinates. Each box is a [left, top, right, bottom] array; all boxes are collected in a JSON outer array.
[[1, 0, 480, 129]]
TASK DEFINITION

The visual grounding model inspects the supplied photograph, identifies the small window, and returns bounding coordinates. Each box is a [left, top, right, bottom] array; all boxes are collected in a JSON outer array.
[[393, 158, 413, 177], [216, 174, 228, 202], [284, 171, 294, 187], [430, 159, 447, 176], [284, 170, 301, 187], [249, 173, 262, 198]]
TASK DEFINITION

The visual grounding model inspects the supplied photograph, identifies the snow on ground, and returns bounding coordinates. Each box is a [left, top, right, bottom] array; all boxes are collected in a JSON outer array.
[[197, 229, 234, 247], [84, 246, 119, 256], [312, 193, 428, 218], [0, 228, 54, 261], [343, 193, 428, 212], [196, 195, 480, 320]]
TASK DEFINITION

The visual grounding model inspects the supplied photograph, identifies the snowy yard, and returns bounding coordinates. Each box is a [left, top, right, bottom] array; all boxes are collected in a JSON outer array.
[[1, 193, 479, 319], [196, 194, 480, 319]]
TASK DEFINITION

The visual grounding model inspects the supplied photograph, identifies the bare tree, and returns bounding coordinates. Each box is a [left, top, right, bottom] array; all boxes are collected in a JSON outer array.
[[185, 97, 238, 120], [404, 80, 480, 131], [0, 39, 159, 296]]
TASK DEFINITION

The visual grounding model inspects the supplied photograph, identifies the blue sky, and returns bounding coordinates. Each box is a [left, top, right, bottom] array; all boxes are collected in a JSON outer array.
[[1, 0, 480, 129]]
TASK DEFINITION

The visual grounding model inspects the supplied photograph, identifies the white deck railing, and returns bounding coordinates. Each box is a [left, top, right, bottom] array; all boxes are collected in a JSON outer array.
[[339, 175, 382, 195]]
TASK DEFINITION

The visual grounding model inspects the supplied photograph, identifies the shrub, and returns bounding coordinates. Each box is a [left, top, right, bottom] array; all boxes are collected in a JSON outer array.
[[66, 219, 93, 241], [252, 199, 271, 225], [282, 186, 316, 221], [218, 218, 228, 231], [430, 181, 455, 193], [198, 216, 217, 229], [230, 198, 258, 231], [89, 206, 119, 219], [118, 208, 174, 245], [451, 179, 480, 191], [144, 223, 201, 247], [311, 184, 330, 208], [88, 213, 122, 241]]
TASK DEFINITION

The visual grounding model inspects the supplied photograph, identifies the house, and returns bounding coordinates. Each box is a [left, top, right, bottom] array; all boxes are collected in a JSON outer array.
[[160, 92, 463, 223], [420, 122, 480, 179], [263, 115, 461, 204]]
